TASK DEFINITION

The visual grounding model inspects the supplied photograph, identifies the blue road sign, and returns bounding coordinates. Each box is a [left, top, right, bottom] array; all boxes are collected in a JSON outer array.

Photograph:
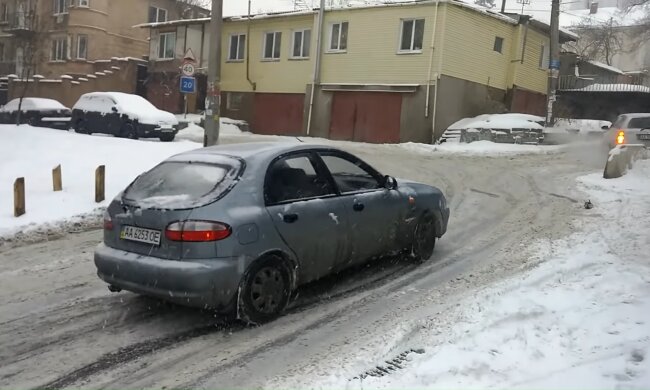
[[180, 76, 196, 94], [550, 59, 560, 70]]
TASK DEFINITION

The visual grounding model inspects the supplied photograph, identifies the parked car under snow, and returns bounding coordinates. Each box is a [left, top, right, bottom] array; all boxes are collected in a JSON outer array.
[[441, 113, 545, 144], [0, 97, 71, 130], [71, 92, 179, 142]]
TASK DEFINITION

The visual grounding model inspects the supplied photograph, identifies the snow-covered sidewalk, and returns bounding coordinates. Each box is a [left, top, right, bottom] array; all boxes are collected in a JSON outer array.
[[334, 160, 650, 389]]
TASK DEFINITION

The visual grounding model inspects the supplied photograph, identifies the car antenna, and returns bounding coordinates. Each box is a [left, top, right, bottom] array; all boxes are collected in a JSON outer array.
[[296, 137, 304, 143]]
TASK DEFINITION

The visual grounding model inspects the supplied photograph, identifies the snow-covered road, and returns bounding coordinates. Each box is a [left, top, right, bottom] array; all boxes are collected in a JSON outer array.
[[0, 137, 615, 388]]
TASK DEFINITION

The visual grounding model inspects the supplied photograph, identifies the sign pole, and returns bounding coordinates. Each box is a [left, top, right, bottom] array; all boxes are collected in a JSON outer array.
[[205, 0, 222, 147]]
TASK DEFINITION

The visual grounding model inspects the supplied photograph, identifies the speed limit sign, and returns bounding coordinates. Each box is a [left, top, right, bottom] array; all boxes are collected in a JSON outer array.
[[181, 62, 196, 77]]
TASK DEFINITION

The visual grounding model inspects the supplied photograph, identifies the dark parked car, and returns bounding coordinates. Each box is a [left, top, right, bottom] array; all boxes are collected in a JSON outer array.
[[0, 97, 71, 129], [95, 143, 450, 324], [71, 92, 179, 141]]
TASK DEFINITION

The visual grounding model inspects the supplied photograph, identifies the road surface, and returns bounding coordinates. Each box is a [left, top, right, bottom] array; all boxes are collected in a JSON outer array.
[[0, 140, 606, 388]]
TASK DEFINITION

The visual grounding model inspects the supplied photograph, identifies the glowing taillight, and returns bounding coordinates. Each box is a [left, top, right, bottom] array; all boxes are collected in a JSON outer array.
[[616, 130, 625, 145], [103, 210, 113, 231], [165, 221, 231, 242]]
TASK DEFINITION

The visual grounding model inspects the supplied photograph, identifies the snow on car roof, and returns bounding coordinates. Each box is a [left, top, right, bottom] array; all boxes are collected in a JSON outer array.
[[448, 113, 544, 130], [0, 97, 68, 112]]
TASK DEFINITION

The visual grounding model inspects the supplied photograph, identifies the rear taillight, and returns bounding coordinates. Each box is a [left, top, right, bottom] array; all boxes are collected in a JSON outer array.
[[165, 221, 231, 242], [103, 210, 113, 231], [616, 130, 625, 145]]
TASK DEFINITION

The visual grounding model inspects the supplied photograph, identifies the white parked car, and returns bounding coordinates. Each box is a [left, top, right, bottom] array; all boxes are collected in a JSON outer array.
[[71, 92, 179, 142]]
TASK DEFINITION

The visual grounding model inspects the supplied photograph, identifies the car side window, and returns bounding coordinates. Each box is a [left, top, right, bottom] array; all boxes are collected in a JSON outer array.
[[628, 117, 650, 129], [265, 154, 335, 205], [319, 154, 382, 194]]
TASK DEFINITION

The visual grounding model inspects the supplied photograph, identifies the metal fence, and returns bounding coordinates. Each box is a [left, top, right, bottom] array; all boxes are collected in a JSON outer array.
[[559, 75, 650, 93]]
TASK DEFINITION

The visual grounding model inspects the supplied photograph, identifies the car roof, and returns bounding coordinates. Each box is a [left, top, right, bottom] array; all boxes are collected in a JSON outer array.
[[171, 142, 336, 164], [620, 113, 650, 119]]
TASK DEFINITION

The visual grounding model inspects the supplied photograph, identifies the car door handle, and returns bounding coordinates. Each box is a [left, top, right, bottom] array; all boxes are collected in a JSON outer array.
[[283, 213, 299, 223], [353, 203, 365, 212]]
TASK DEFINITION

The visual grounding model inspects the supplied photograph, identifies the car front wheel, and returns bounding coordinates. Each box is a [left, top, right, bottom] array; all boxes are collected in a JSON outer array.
[[412, 211, 436, 262], [238, 255, 291, 325], [159, 134, 175, 142], [75, 120, 89, 134]]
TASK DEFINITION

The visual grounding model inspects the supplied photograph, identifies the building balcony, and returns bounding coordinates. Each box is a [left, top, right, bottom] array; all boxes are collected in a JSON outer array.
[[1, 12, 36, 33], [558, 74, 650, 94]]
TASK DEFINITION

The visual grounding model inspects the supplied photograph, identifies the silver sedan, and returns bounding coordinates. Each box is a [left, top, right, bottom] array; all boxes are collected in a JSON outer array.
[[95, 143, 450, 323]]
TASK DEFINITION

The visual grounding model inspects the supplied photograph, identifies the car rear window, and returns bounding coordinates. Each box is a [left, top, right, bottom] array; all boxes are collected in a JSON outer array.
[[123, 159, 242, 209], [628, 117, 650, 129]]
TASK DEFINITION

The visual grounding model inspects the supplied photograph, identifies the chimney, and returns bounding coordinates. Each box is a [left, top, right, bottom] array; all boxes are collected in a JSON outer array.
[[590, 2, 599, 14]]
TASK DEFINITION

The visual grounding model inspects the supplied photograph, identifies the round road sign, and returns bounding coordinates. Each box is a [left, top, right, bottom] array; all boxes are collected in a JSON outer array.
[[181, 62, 196, 77]]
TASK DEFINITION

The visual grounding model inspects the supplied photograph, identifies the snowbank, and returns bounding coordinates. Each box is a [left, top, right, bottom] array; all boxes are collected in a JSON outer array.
[[333, 160, 650, 389], [175, 119, 249, 143], [401, 140, 564, 155], [0, 125, 199, 241]]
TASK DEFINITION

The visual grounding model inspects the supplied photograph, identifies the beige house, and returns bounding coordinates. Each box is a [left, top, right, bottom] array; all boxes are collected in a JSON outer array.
[[145, 0, 575, 143], [0, 0, 208, 79]]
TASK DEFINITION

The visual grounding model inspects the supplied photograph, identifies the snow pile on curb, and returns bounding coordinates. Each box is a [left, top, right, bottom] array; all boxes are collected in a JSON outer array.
[[338, 161, 650, 389], [0, 125, 200, 244], [400, 140, 565, 155]]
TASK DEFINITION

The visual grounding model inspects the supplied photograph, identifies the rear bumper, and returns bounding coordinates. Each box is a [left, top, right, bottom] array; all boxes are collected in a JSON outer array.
[[94, 244, 241, 311], [138, 124, 178, 138]]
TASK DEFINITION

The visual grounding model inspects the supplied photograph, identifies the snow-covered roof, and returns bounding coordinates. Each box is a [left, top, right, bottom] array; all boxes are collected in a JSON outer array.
[[0, 98, 68, 112], [565, 83, 650, 93], [586, 60, 624, 75]]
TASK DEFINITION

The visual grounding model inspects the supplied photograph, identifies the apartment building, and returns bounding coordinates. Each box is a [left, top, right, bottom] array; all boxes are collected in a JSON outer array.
[[0, 0, 208, 79]]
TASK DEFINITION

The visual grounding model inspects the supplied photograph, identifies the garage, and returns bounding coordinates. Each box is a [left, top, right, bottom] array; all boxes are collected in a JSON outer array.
[[329, 91, 402, 143], [252, 93, 305, 136]]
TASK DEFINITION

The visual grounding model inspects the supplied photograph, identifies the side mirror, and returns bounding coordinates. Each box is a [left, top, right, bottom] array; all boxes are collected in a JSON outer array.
[[111, 106, 118, 113], [384, 175, 398, 190]]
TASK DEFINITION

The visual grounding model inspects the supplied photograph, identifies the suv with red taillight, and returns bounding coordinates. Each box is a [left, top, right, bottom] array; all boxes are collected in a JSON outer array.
[[606, 114, 650, 149]]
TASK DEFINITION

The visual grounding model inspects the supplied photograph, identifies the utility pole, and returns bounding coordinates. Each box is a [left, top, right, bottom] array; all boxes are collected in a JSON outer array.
[[545, 0, 560, 126], [501, 0, 506, 14], [204, 0, 223, 146]]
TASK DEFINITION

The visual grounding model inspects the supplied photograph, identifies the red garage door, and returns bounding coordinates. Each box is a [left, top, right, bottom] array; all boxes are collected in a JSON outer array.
[[253, 93, 305, 136], [329, 91, 402, 143]]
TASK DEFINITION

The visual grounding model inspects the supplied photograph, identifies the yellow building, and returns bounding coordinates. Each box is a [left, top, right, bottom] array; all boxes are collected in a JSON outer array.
[[145, 0, 576, 143]]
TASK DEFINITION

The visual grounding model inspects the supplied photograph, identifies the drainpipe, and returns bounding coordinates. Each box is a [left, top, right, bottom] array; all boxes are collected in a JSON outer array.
[[431, 3, 448, 144], [306, 0, 325, 136], [246, 0, 256, 90], [425, 0, 440, 118]]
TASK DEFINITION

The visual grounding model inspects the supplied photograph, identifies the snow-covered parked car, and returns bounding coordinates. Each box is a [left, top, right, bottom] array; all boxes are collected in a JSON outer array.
[[441, 113, 545, 144], [0, 97, 71, 130], [71, 92, 179, 142]]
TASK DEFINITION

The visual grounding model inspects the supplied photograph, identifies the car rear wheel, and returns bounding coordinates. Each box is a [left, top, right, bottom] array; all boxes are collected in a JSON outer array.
[[238, 255, 291, 325], [411, 212, 436, 262], [75, 120, 89, 134], [120, 123, 138, 139]]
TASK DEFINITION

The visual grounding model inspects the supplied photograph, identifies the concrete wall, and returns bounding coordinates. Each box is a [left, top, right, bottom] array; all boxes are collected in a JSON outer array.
[[400, 85, 434, 144], [8, 58, 142, 108]]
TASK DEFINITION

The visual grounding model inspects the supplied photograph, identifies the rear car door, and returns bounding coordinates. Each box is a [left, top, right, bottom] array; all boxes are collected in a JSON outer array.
[[627, 117, 650, 148], [265, 152, 349, 284], [317, 151, 403, 266]]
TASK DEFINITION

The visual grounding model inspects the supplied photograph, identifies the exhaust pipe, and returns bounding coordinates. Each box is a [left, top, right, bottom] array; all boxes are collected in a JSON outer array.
[[108, 284, 122, 293]]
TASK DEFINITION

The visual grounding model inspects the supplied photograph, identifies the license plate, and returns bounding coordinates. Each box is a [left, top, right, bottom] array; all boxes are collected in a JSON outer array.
[[120, 226, 161, 246], [638, 134, 650, 140]]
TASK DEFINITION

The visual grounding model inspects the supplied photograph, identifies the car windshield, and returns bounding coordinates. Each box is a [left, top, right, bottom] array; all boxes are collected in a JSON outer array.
[[123, 160, 242, 209]]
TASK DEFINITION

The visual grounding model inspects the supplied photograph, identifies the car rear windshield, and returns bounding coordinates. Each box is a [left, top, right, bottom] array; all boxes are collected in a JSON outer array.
[[123, 159, 242, 209], [628, 117, 650, 129]]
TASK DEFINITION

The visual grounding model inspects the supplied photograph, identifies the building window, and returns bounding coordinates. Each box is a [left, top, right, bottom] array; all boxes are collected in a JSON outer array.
[[77, 35, 88, 59], [158, 32, 175, 59], [1, 3, 8, 22], [539, 43, 549, 69], [149, 6, 167, 23], [228, 34, 246, 61], [226, 92, 243, 111], [0, 42, 5, 61], [493, 36, 504, 53], [291, 29, 311, 58], [263, 31, 281, 60], [78, 0, 89, 7], [399, 19, 424, 52], [54, 0, 68, 14], [329, 22, 348, 52], [51, 37, 68, 61]]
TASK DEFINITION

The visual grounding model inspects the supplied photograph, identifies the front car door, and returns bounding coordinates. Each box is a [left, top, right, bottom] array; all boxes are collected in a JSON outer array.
[[316, 151, 403, 266], [264, 152, 350, 284]]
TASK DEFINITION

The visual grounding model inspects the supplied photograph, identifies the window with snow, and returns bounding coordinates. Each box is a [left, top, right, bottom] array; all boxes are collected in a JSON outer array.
[[399, 19, 425, 52], [493, 36, 504, 54], [77, 35, 88, 59], [158, 32, 176, 59], [329, 22, 348, 52], [292, 29, 311, 58], [53, 0, 68, 14], [148, 6, 167, 23], [228, 34, 246, 61], [78, 0, 89, 7], [51, 37, 68, 61], [263, 31, 282, 60]]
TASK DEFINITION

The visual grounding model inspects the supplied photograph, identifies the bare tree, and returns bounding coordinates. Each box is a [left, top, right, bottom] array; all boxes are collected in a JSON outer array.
[[175, 0, 211, 19], [475, 0, 497, 9], [566, 18, 625, 65], [14, 8, 45, 125]]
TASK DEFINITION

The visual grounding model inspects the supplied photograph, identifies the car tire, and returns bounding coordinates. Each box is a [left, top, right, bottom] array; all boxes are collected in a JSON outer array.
[[238, 255, 292, 325], [411, 211, 436, 262], [75, 120, 89, 134], [159, 134, 175, 142], [120, 123, 138, 139], [27, 117, 36, 126]]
